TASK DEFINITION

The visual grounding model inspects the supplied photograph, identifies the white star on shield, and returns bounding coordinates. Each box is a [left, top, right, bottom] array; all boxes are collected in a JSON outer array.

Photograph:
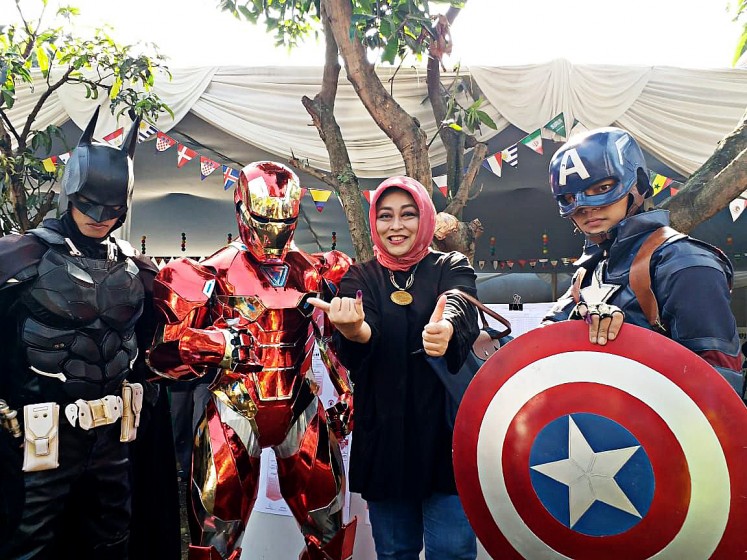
[[531, 416, 642, 528]]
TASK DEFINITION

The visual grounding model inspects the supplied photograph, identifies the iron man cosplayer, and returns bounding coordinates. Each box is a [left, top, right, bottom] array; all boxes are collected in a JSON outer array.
[[147, 161, 356, 560]]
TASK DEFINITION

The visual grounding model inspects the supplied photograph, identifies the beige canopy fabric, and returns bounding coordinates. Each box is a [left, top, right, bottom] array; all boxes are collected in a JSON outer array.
[[11, 60, 746, 179]]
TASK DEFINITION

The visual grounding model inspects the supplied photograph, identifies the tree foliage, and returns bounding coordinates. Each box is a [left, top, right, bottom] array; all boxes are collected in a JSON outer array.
[[222, 0, 493, 261], [0, 0, 172, 235]]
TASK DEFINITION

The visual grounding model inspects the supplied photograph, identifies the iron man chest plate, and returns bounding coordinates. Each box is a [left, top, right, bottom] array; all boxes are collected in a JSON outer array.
[[210, 255, 322, 404]]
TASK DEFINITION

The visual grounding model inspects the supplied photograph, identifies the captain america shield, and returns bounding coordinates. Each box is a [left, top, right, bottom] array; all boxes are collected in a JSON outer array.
[[453, 321, 747, 560]]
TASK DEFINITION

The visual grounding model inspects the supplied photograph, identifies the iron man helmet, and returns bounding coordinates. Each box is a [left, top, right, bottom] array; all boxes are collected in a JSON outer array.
[[235, 161, 302, 262]]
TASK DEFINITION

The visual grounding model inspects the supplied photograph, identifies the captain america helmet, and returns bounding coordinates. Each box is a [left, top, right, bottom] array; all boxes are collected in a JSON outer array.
[[549, 127, 651, 218], [60, 106, 140, 223], [235, 161, 302, 263]]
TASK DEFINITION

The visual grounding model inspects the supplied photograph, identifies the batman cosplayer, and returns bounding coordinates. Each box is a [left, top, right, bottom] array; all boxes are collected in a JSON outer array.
[[0, 108, 180, 559]]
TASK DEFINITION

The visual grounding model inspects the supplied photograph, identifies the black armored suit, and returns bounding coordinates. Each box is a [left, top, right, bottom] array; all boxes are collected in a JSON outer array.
[[0, 214, 161, 558], [9, 227, 148, 405]]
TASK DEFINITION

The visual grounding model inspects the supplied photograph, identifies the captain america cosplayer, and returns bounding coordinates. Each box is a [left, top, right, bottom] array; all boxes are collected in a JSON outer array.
[[147, 161, 357, 560], [543, 127, 744, 396], [0, 107, 179, 558]]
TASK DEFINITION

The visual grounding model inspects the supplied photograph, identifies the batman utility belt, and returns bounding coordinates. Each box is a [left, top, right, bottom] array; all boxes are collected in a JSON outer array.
[[20, 382, 144, 473]]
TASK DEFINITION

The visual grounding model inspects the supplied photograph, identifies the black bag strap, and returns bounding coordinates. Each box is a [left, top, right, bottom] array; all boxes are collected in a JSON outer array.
[[442, 289, 512, 339]]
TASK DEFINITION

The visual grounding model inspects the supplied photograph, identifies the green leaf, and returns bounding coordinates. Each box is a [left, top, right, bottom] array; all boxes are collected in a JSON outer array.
[[475, 110, 497, 129]]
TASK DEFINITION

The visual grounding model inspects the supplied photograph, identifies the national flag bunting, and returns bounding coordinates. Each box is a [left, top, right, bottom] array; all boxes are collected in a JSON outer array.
[[729, 198, 746, 222], [222, 165, 239, 190], [728, 189, 747, 222], [199, 156, 220, 180], [520, 130, 543, 155], [103, 128, 124, 146], [176, 144, 197, 168], [570, 118, 589, 138], [156, 131, 176, 152], [651, 173, 674, 196], [362, 190, 373, 204], [432, 174, 448, 197], [41, 156, 58, 172], [543, 113, 566, 139], [308, 188, 332, 212], [483, 152, 503, 177], [138, 121, 158, 143], [57, 152, 71, 164], [502, 144, 518, 167]]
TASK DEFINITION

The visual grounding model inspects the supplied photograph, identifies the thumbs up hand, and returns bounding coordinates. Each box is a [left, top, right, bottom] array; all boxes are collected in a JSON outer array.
[[308, 290, 371, 343], [422, 294, 454, 357]]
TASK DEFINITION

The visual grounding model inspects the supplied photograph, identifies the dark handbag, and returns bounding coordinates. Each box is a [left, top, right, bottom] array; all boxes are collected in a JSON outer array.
[[426, 289, 512, 430]]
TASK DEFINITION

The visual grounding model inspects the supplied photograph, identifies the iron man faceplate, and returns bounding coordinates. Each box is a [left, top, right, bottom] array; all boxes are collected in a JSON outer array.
[[148, 162, 355, 560], [235, 161, 301, 263]]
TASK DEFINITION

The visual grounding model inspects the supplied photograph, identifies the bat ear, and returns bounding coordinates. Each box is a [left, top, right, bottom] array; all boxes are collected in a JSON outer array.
[[79, 106, 100, 146], [122, 114, 141, 159]]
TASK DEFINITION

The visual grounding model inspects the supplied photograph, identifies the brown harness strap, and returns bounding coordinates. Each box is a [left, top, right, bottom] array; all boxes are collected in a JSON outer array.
[[629, 226, 686, 330]]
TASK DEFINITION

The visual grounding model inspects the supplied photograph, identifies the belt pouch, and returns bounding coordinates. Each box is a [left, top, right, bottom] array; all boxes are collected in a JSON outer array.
[[22, 402, 60, 472], [120, 382, 144, 443]]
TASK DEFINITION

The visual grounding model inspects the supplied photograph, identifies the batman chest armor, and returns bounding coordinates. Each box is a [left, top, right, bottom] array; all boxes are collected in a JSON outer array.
[[20, 247, 144, 399]]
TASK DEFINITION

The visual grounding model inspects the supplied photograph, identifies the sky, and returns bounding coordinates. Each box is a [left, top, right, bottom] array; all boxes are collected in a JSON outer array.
[[11, 0, 745, 68]]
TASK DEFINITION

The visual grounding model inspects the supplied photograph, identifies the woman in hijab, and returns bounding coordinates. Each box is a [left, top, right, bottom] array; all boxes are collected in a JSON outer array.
[[310, 176, 480, 559]]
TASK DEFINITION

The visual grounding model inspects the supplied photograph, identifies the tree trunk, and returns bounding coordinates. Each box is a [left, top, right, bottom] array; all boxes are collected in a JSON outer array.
[[322, 0, 433, 190], [660, 110, 747, 233], [294, 3, 373, 262]]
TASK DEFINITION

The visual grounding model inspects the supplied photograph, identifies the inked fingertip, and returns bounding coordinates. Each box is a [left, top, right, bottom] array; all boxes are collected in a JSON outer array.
[[356, 289, 362, 299]]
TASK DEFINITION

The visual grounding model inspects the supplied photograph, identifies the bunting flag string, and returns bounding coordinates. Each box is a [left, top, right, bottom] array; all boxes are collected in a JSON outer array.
[[502, 144, 518, 167], [177, 144, 197, 168], [103, 127, 124, 146], [138, 121, 158, 143], [432, 174, 448, 197], [222, 165, 240, 190], [729, 188, 747, 222], [483, 151, 503, 177], [520, 130, 543, 155], [362, 190, 372, 204], [156, 131, 177, 152], [200, 156, 220, 180], [308, 188, 332, 212]]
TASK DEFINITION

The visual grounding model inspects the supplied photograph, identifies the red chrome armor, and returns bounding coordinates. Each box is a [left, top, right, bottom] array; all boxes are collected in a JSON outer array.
[[148, 240, 356, 560]]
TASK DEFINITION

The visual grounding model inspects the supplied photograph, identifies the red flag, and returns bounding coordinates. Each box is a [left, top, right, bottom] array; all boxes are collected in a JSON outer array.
[[156, 132, 176, 152], [199, 156, 220, 180], [177, 144, 197, 168], [103, 128, 124, 146]]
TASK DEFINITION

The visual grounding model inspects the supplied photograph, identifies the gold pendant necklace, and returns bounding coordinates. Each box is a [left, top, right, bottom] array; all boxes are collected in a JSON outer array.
[[388, 264, 418, 306]]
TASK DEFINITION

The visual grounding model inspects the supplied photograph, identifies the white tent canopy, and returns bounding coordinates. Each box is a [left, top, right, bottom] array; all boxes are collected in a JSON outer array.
[[9, 59, 747, 178]]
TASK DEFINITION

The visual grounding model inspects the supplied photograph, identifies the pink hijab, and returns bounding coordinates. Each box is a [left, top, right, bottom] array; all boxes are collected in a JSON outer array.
[[369, 176, 436, 271]]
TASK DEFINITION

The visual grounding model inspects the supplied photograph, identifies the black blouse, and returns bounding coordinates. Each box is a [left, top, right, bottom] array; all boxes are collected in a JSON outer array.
[[335, 250, 479, 501]]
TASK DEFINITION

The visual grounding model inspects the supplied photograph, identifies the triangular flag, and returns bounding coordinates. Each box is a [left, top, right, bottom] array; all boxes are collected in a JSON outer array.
[[57, 152, 71, 164], [138, 121, 158, 143], [103, 127, 124, 146], [669, 186, 679, 197], [199, 156, 220, 180], [519, 129, 543, 155], [362, 190, 372, 204], [432, 174, 448, 197], [651, 173, 674, 196], [176, 144, 197, 168], [483, 152, 502, 177], [543, 113, 566, 139], [502, 144, 518, 167], [729, 199, 746, 222], [156, 131, 177, 152], [222, 165, 240, 190], [308, 188, 332, 212], [570, 118, 589, 138], [41, 156, 57, 172]]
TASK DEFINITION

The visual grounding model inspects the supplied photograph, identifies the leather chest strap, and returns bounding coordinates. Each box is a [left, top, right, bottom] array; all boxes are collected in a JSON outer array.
[[629, 226, 686, 330]]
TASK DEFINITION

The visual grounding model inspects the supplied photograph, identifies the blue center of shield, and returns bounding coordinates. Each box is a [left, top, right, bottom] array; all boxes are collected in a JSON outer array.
[[529, 413, 654, 536]]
